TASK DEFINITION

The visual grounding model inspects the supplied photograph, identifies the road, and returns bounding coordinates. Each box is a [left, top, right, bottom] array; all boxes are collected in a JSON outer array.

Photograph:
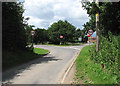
[[2, 44, 88, 84]]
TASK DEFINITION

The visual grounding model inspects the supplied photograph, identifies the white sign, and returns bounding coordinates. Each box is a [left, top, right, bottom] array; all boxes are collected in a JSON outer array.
[[78, 38, 82, 41], [31, 30, 35, 36], [88, 29, 94, 35]]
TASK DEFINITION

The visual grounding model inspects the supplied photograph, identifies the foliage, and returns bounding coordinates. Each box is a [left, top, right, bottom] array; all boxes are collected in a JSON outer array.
[[25, 25, 49, 44], [34, 48, 49, 54], [25, 25, 34, 43], [89, 32, 120, 83], [74, 29, 82, 41], [100, 2, 120, 35], [34, 28, 48, 44], [76, 46, 117, 84], [2, 2, 27, 51], [82, 15, 96, 33], [81, 1, 120, 84], [43, 43, 82, 46], [82, 1, 120, 35], [81, 2, 97, 39], [48, 20, 76, 44]]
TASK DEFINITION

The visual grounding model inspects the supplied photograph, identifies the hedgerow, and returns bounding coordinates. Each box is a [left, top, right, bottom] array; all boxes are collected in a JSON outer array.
[[89, 31, 120, 84]]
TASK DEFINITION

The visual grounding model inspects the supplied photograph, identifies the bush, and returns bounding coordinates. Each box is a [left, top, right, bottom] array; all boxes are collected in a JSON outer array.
[[89, 31, 120, 83]]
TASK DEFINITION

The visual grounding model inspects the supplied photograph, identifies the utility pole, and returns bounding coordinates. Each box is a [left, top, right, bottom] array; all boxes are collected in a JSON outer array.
[[96, 0, 100, 51]]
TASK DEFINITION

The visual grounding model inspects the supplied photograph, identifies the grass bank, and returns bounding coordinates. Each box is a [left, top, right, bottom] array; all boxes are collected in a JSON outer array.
[[34, 48, 49, 54], [43, 43, 83, 46], [3, 48, 49, 71], [28, 43, 83, 46], [75, 46, 117, 84]]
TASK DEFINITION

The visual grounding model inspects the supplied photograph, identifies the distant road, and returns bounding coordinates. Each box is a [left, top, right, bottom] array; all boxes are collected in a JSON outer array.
[[2, 44, 88, 84]]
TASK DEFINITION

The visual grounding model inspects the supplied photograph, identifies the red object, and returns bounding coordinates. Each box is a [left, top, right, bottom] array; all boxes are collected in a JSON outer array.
[[31, 30, 35, 36], [60, 35, 63, 39], [88, 34, 91, 37], [88, 29, 94, 35]]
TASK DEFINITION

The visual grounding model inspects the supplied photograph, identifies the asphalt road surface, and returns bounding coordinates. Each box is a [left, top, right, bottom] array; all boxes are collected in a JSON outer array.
[[2, 44, 88, 84]]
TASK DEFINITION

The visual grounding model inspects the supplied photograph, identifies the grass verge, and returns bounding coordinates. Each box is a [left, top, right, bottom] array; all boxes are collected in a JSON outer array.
[[3, 48, 49, 71], [34, 48, 49, 54], [75, 45, 117, 84], [43, 43, 83, 46]]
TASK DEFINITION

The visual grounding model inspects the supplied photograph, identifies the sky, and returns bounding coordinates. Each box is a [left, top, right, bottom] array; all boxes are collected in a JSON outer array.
[[22, 0, 90, 30]]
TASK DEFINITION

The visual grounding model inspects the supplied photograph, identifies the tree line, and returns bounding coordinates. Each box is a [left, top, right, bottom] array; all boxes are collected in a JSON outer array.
[[25, 20, 88, 45], [3, 2, 89, 52]]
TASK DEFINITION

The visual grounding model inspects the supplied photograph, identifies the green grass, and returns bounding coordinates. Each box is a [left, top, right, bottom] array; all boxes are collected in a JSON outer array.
[[75, 46, 117, 84], [34, 48, 49, 54], [3, 48, 49, 71], [43, 43, 83, 46], [28, 42, 83, 46]]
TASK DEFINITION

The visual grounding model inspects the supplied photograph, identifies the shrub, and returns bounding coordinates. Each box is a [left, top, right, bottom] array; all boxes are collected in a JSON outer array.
[[89, 31, 120, 83]]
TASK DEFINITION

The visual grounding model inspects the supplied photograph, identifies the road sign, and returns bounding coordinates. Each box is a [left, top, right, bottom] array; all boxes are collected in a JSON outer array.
[[31, 30, 35, 36], [78, 38, 82, 41], [88, 29, 94, 35], [60, 35, 63, 39], [88, 34, 91, 37]]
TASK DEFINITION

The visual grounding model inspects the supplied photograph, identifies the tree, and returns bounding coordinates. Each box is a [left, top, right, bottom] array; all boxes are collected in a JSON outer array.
[[48, 20, 76, 44], [100, 2, 120, 35], [74, 29, 81, 40], [2, 2, 27, 51], [25, 25, 34, 43], [33, 28, 48, 44], [82, 1, 120, 35]]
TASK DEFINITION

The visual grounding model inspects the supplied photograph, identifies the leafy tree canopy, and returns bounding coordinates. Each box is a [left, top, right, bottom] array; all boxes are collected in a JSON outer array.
[[48, 20, 76, 44], [2, 2, 27, 51]]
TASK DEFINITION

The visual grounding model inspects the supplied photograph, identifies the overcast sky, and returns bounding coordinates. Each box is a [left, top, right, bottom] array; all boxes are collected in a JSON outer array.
[[23, 0, 90, 29]]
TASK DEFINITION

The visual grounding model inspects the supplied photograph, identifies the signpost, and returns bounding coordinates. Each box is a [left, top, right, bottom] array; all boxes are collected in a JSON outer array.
[[31, 30, 35, 48], [96, 0, 100, 51], [60, 35, 63, 45], [88, 29, 94, 44], [31, 30, 35, 36]]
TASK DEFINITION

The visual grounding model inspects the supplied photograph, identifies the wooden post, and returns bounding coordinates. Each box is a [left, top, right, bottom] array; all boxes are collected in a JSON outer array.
[[96, 0, 100, 51]]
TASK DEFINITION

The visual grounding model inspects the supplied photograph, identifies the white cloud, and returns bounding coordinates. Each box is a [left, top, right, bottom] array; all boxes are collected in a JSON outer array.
[[23, 0, 89, 29]]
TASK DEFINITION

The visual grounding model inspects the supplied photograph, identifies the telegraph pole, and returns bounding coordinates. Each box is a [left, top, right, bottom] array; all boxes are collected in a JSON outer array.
[[96, 0, 100, 51]]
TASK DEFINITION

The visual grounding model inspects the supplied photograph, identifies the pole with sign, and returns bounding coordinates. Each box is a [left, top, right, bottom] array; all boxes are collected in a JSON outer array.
[[60, 35, 63, 45], [96, 0, 100, 51], [31, 30, 35, 48], [88, 29, 94, 44]]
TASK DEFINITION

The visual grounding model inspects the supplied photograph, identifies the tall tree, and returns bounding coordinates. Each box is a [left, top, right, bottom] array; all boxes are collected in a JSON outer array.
[[33, 28, 48, 44], [82, 1, 120, 35], [48, 20, 76, 44], [100, 2, 120, 35], [2, 2, 27, 51]]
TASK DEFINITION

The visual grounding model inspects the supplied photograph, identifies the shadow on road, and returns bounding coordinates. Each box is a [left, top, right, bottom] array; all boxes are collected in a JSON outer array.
[[2, 54, 62, 82]]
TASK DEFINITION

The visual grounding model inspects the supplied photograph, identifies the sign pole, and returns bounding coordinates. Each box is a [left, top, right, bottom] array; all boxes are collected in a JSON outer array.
[[88, 29, 94, 45], [96, 0, 100, 51], [31, 36, 33, 47], [60, 35, 63, 45], [31, 30, 35, 48]]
